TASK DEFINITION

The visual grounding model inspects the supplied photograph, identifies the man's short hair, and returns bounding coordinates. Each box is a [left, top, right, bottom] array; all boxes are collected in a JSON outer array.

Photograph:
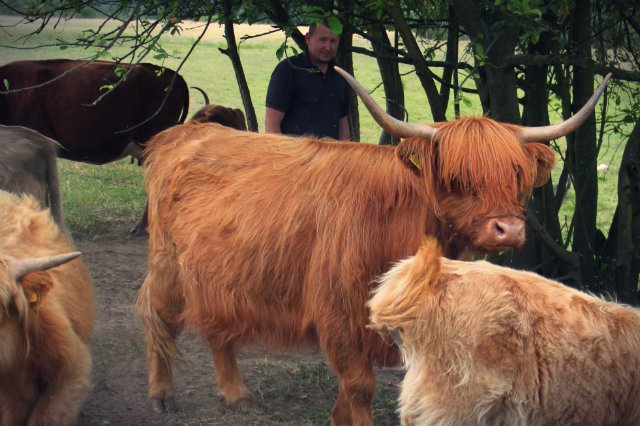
[[308, 21, 332, 36]]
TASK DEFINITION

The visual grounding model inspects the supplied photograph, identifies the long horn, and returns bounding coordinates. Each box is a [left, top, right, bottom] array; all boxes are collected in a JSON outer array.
[[191, 86, 210, 105], [334, 66, 438, 140], [519, 73, 612, 142], [10, 252, 81, 280]]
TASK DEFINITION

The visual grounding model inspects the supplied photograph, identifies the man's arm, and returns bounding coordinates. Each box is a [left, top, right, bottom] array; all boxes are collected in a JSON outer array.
[[265, 107, 286, 134], [338, 116, 351, 141]]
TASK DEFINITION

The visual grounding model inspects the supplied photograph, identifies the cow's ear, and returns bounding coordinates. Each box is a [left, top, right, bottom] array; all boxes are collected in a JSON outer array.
[[524, 143, 555, 187], [396, 137, 434, 175], [369, 238, 441, 331], [234, 109, 248, 130], [18, 271, 54, 308]]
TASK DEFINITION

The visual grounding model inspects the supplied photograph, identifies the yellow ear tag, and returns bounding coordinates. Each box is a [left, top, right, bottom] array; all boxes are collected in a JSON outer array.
[[26, 290, 39, 305], [409, 153, 422, 170]]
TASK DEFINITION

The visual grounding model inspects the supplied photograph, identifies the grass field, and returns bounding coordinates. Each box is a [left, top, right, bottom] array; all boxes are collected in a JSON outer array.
[[0, 16, 630, 236]]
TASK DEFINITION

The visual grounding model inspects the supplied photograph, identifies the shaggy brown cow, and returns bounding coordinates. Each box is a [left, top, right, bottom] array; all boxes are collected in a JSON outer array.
[[136, 72, 610, 425], [369, 238, 640, 426], [0, 190, 94, 426], [0, 125, 64, 229], [132, 104, 249, 236]]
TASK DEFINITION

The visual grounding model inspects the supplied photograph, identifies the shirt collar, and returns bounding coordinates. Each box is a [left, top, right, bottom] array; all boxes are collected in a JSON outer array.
[[301, 51, 337, 72]]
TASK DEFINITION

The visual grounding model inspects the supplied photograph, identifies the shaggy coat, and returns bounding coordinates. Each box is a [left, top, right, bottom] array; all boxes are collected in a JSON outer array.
[[134, 106, 249, 236], [369, 239, 640, 426], [0, 191, 94, 426], [137, 120, 554, 425]]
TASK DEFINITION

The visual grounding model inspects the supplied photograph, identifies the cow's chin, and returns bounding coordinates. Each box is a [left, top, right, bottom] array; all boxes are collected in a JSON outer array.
[[468, 235, 526, 258], [442, 231, 525, 260]]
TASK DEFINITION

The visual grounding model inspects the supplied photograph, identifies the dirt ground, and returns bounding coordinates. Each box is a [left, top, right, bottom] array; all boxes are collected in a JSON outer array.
[[73, 226, 403, 426]]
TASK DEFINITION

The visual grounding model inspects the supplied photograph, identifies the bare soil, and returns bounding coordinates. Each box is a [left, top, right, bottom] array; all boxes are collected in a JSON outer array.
[[73, 226, 402, 426]]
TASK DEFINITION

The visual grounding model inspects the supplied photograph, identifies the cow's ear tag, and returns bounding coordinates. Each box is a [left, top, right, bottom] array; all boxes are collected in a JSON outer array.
[[409, 153, 422, 170], [25, 289, 39, 306]]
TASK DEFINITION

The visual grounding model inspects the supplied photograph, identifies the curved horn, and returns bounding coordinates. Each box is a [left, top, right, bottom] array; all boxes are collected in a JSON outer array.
[[334, 66, 438, 140], [10, 252, 81, 280], [191, 86, 210, 105], [519, 73, 612, 142]]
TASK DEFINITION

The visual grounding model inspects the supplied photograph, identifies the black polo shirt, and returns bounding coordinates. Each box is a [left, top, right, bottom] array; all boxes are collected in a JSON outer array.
[[266, 52, 349, 139]]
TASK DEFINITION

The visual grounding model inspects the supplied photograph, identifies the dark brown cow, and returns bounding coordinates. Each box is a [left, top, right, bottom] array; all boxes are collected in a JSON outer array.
[[0, 190, 94, 426], [0, 59, 189, 164], [0, 125, 64, 229], [189, 86, 247, 129], [369, 238, 640, 425], [136, 72, 610, 425]]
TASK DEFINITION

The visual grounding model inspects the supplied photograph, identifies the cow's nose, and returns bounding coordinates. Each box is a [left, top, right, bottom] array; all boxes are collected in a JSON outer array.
[[489, 217, 525, 246]]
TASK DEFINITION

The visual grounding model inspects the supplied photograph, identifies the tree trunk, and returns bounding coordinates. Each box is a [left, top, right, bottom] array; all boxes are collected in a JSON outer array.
[[367, 23, 404, 145], [601, 120, 640, 304], [510, 27, 573, 279], [220, 0, 258, 131], [568, 0, 598, 290], [336, 0, 359, 141], [451, 0, 519, 123], [389, 0, 445, 121], [439, 6, 458, 117]]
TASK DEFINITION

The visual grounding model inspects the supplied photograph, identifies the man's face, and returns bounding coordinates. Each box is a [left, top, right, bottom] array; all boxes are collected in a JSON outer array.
[[305, 24, 339, 65]]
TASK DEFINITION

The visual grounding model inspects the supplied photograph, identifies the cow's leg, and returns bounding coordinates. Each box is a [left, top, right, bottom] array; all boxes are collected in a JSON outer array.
[[320, 333, 376, 426], [129, 201, 149, 237], [207, 339, 253, 407], [137, 253, 183, 413], [147, 344, 180, 414]]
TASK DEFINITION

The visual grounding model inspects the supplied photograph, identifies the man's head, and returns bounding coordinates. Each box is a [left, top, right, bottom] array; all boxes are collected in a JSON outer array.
[[305, 22, 339, 67]]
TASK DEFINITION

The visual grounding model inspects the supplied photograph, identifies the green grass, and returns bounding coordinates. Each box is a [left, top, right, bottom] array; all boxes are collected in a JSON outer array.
[[58, 158, 145, 237], [0, 16, 631, 237]]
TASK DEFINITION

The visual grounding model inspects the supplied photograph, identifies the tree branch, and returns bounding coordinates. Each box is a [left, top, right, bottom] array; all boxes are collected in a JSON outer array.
[[503, 54, 640, 81]]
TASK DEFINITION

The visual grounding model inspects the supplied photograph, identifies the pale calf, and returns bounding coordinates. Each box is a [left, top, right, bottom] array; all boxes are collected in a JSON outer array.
[[369, 238, 640, 426]]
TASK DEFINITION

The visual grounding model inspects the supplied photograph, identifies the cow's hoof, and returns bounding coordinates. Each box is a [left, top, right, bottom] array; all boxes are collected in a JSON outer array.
[[129, 226, 148, 237], [151, 396, 177, 414], [229, 397, 254, 411]]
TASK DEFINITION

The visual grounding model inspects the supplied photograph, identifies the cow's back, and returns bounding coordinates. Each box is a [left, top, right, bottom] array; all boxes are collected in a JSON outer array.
[[0, 59, 188, 163]]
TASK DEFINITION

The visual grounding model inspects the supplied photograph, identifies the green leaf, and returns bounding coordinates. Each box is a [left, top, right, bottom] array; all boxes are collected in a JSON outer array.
[[531, 31, 540, 44], [327, 16, 343, 36], [302, 5, 324, 14], [99, 84, 114, 91], [114, 66, 126, 78], [3, 79, 9, 90]]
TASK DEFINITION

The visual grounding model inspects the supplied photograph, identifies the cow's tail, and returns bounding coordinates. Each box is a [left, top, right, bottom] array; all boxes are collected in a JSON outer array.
[[177, 74, 189, 124], [135, 271, 184, 363], [42, 136, 65, 231]]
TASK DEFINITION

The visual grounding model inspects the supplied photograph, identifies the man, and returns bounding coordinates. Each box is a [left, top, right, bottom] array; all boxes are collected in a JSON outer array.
[[265, 22, 351, 140]]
